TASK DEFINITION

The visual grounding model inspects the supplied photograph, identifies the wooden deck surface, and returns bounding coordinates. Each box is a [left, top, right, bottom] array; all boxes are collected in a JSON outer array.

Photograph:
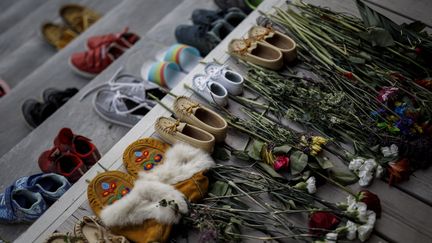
[[0, 0, 431, 242]]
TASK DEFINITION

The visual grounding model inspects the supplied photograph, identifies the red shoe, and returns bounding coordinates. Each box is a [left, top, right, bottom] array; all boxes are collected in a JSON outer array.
[[54, 128, 101, 167], [69, 42, 127, 78], [86, 27, 140, 50], [0, 79, 10, 98], [38, 149, 87, 183]]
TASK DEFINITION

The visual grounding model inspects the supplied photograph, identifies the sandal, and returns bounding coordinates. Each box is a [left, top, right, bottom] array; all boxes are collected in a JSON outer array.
[[41, 23, 77, 50], [228, 38, 283, 70], [122, 138, 170, 176], [74, 216, 129, 243], [249, 26, 297, 62], [60, 4, 101, 33]]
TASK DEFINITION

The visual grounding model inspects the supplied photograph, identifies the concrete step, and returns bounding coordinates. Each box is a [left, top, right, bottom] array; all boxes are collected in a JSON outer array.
[[0, 0, 120, 88], [0, 0, 46, 33]]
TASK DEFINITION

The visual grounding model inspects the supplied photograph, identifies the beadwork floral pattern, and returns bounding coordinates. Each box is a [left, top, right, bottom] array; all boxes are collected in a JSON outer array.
[[133, 149, 164, 171]]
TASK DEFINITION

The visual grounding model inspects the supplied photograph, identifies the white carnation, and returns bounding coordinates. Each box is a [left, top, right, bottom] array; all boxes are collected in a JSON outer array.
[[357, 224, 374, 242], [306, 176, 316, 194], [325, 232, 338, 243], [346, 221, 357, 240], [375, 165, 384, 178], [381, 144, 398, 157], [349, 157, 364, 172]]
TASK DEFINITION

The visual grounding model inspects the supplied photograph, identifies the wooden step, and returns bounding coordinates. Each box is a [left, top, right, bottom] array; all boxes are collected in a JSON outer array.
[[0, 0, 218, 240], [0, 0, 121, 88], [0, 0, 46, 33]]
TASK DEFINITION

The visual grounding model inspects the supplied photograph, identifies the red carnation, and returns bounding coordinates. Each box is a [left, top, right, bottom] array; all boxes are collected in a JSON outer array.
[[273, 155, 289, 171], [377, 87, 399, 103], [358, 190, 382, 218], [309, 211, 341, 236]]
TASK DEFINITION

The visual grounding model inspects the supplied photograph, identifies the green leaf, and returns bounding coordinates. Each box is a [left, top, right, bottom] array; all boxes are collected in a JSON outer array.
[[315, 157, 334, 169], [256, 162, 285, 180], [209, 181, 230, 196], [273, 144, 292, 154], [348, 56, 366, 64], [212, 146, 230, 161], [290, 151, 308, 175], [232, 150, 250, 161], [329, 168, 359, 186], [359, 27, 394, 47], [248, 140, 264, 161]]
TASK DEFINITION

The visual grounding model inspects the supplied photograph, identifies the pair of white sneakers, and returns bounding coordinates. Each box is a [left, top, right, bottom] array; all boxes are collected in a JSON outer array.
[[192, 62, 244, 107]]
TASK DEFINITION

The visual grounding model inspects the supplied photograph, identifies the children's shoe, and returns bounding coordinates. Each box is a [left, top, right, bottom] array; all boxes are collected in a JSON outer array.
[[192, 8, 245, 27], [155, 117, 215, 153], [174, 96, 228, 142], [0, 79, 11, 97], [175, 24, 220, 56], [54, 128, 101, 167], [44, 232, 85, 243], [42, 87, 78, 108], [41, 22, 77, 50], [249, 26, 297, 62], [93, 89, 155, 127], [224, 9, 247, 28], [74, 216, 130, 242], [69, 43, 127, 78], [0, 186, 47, 223], [86, 27, 140, 50], [22, 99, 58, 129], [192, 74, 228, 106], [38, 150, 88, 183], [228, 38, 283, 70], [60, 4, 100, 33], [14, 173, 71, 203], [205, 62, 244, 95], [214, 0, 252, 14]]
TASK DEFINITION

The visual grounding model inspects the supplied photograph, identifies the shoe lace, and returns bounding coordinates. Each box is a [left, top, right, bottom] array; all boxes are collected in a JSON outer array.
[[79, 67, 150, 103], [106, 91, 154, 116]]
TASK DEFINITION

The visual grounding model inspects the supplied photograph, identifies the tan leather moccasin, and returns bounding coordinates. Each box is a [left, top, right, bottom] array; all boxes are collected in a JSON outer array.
[[173, 96, 227, 143], [155, 117, 215, 153], [249, 26, 297, 63], [228, 38, 283, 70]]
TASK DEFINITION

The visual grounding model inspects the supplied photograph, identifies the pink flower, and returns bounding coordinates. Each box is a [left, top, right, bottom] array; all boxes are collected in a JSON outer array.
[[273, 156, 289, 171], [377, 87, 399, 103]]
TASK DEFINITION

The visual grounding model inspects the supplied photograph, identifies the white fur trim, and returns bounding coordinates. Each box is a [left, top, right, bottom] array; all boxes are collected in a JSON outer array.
[[138, 142, 215, 185], [100, 180, 188, 227]]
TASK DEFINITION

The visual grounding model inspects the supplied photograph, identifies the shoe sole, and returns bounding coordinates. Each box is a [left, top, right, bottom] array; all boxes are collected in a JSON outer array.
[[21, 101, 39, 129], [68, 57, 98, 79]]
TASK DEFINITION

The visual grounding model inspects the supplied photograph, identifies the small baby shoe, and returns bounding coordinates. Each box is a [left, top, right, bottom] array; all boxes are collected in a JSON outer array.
[[0, 185, 47, 223], [14, 173, 71, 203], [192, 74, 228, 107], [174, 96, 228, 142], [205, 62, 244, 95]]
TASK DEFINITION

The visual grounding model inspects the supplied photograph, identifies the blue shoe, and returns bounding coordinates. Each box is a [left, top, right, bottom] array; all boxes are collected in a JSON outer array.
[[0, 186, 47, 223], [14, 173, 71, 203]]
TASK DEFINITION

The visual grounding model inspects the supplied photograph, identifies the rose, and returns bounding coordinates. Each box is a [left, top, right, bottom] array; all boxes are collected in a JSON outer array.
[[309, 211, 341, 236], [273, 155, 289, 171], [358, 190, 381, 218]]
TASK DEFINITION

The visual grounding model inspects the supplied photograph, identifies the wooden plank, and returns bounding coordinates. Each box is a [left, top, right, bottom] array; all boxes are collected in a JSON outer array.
[[0, 0, 183, 159], [303, 0, 432, 206], [365, 0, 432, 27]]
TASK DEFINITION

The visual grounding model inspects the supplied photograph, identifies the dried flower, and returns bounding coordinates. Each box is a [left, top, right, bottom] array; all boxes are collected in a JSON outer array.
[[309, 212, 341, 236], [358, 190, 381, 218], [387, 158, 410, 185], [273, 155, 289, 171]]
